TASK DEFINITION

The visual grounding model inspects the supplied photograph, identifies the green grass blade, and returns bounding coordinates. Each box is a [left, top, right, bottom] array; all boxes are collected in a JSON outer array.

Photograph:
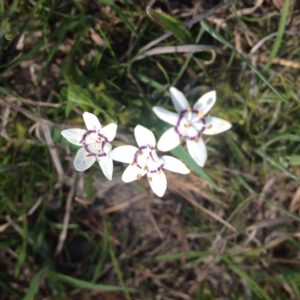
[[238, 176, 300, 222], [255, 149, 300, 184], [260, 134, 300, 150], [171, 145, 219, 190], [200, 20, 287, 103], [109, 241, 130, 298], [48, 272, 135, 292], [263, 0, 290, 70], [222, 255, 272, 300], [146, 7, 192, 44], [99, 0, 137, 37], [92, 229, 109, 283], [23, 268, 47, 300]]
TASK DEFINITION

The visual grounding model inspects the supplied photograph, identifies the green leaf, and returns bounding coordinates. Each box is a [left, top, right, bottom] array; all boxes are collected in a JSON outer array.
[[48, 272, 135, 292], [200, 20, 287, 103], [65, 99, 76, 117], [67, 84, 113, 118], [99, 0, 137, 37], [222, 256, 272, 300], [170, 145, 218, 190], [263, 0, 290, 70], [255, 149, 300, 184], [287, 155, 300, 166], [67, 84, 93, 106], [23, 268, 47, 300], [147, 7, 192, 44], [238, 176, 300, 222]]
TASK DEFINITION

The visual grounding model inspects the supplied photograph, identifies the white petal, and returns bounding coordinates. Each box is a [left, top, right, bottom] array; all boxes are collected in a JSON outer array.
[[100, 123, 117, 142], [83, 112, 101, 131], [99, 157, 113, 180], [103, 142, 112, 154], [122, 164, 146, 183], [170, 87, 189, 113], [162, 155, 190, 174], [134, 125, 156, 148], [193, 91, 216, 115], [203, 117, 232, 135], [147, 171, 167, 197], [152, 106, 179, 126], [186, 137, 207, 167], [61, 128, 86, 146], [187, 126, 199, 139], [157, 127, 181, 152], [74, 147, 95, 171], [110, 145, 139, 163]]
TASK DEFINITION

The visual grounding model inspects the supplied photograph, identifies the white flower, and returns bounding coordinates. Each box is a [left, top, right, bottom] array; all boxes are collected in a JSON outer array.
[[153, 87, 232, 167], [110, 125, 190, 197], [61, 112, 117, 180]]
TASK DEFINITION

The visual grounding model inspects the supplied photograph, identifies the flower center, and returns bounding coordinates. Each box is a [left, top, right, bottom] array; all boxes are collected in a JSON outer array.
[[132, 145, 164, 174], [81, 130, 108, 158], [175, 108, 206, 141]]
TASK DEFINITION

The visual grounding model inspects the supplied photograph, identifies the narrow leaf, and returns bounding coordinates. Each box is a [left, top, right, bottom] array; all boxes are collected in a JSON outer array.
[[48, 272, 135, 292], [201, 21, 287, 103], [171, 145, 219, 190], [147, 7, 192, 44]]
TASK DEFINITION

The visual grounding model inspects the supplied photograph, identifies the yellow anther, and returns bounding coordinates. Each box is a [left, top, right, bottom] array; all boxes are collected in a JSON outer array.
[[147, 176, 152, 182], [138, 151, 143, 156], [186, 107, 191, 112], [180, 137, 184, 144], [198, 111, 204, 118], [206, 124, 213, 129], [194, 137, 199, 142], [136, 174, 142, 180], [144, 165, 148, 171], [131, 161, 136, 166], [184, 124, 188, 128]]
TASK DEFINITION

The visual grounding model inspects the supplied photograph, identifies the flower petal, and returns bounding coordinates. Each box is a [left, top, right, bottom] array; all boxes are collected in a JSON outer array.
[[170, 87, 189, 113], [134, 125, 156, 148], [110, 145, 139, 163], [83, 112, 102, 131], [203, 117, 232, 135], [74, 147, 95, 171], [61, 128, 86, 146], [162, 155, 190, 174], [100, 123, 117, 142], [152, 106, 178, 126], [122, 164, 146, 183], [99, 157, 113, 180], [103, 142, 112, 155], [193, 91, 216, 115], [147, 171, 167, 197], [157, 127, 181, 152], [186, 137, 207, 167]]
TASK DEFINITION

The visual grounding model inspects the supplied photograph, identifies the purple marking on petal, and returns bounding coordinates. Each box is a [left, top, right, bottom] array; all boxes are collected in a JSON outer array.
[[98, 132, 108, 142], [175, 126, 183, 138], [187, 136, 196, 141], [137, 164, 142, 169], [198, 118, 206, 133], [81, 130, 108, 157], [134, 150, 140, 163]]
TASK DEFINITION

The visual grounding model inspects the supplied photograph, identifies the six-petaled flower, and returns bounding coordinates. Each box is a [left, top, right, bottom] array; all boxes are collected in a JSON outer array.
[[152, 87, 232, 167], [61, 112, 117, 180], [110, 125, 190, 197]]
